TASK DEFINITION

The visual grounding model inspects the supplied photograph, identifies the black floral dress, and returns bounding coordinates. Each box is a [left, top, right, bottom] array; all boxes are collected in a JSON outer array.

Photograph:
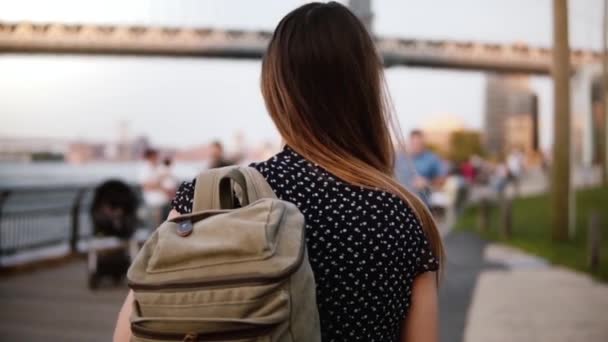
[[172, 146, 438, 342]]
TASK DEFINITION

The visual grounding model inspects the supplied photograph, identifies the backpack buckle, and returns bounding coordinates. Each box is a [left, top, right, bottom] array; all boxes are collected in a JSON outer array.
[[183, 333, 198, 342], [176, 219, 193, 237]]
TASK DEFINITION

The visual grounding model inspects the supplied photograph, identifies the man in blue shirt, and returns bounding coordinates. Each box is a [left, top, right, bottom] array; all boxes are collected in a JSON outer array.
[[408, 130, 446, 191], [394, 146, 430, 205], [394, 151, 417, 191]]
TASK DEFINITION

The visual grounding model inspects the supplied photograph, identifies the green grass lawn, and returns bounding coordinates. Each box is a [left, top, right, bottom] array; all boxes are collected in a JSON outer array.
[[455, 186, 608, 282]]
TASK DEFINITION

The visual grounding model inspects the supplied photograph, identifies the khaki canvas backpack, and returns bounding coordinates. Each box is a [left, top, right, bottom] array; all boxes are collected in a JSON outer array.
[[127, 166, 321, 342]]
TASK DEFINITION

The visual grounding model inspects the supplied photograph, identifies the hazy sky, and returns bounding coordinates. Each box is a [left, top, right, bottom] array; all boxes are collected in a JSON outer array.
[[0, 0, 604, 149]]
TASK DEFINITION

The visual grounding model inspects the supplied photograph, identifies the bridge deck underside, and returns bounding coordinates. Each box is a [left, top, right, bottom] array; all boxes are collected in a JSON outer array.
[[0, 22, 602, 75]]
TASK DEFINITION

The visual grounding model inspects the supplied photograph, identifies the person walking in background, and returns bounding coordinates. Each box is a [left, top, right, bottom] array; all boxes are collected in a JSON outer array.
[[506, 148, 524, 179], [492, 161, 510, 195], [208, 140, 232, 168], [408, 130, 447, 193], [138, 148, 169, 225], [394, 145, 418, 192], [115, 2, 443, 341], [460, 157, 476, 185], [506, 147, 525, 196], [158, 156, 177, 217]]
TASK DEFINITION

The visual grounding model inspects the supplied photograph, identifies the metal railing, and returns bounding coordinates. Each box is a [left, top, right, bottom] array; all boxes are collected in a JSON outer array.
[[0, 183, 144, 262]]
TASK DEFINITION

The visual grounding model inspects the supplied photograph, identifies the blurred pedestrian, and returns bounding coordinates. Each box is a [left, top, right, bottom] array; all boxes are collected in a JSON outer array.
[[208, 140, 232, 168], [492, 162, 510, 195], [409, 130, 447, 192], [460, 157, 476, 184], [138, 148, 168, 226], [395, 145, 433, 207], [159, 156, 177, 216], [394, 145, 417, 191], [506, 148, 524, 179], [506, 147, 525, 196]]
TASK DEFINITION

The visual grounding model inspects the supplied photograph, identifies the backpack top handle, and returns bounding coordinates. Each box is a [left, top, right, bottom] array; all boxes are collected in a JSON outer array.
[[218, 169, 249, 209], [193, 166, 277, 213]]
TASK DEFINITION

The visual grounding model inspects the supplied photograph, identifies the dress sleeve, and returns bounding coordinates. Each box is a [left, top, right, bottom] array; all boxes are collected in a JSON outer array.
[[412, 220, 440, 277], [171, 179, 196, 214]]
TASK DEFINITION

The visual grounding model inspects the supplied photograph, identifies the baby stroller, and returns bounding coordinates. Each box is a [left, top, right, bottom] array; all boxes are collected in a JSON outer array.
[[87, 179, 139, 289]]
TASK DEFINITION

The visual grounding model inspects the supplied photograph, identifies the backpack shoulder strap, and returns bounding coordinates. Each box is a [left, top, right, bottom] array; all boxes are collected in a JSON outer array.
[[239, 167, 276, 201]]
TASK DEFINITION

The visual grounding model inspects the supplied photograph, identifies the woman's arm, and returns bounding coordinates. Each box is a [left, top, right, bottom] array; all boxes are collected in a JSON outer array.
[[113, 290, 134, 342], [401, 271, 438, 342], [113, 209, 182, 342]]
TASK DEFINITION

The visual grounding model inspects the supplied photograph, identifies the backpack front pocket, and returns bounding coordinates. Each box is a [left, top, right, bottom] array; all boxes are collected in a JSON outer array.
[[135, 286, 289, 320], [131, 287, 290, 342]]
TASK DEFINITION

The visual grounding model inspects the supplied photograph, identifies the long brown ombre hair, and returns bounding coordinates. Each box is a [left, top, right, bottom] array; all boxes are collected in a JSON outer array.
[[261, 2, 444, 278]]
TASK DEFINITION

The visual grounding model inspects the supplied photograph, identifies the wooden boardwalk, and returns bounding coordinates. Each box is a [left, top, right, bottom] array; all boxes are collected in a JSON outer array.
[[0, 260, 127, 342]]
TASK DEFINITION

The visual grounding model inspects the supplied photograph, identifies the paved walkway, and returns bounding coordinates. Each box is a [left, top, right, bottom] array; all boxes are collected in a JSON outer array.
[[0, 231, 482, 341], [0, 261, 126, 342], [438, 231, 506, 342], [1, 231, 606, 341], [464, 244, 608, 342]]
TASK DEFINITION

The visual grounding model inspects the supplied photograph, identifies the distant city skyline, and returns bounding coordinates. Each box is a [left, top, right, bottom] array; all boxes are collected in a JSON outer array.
[[0, 0, 604, 150]]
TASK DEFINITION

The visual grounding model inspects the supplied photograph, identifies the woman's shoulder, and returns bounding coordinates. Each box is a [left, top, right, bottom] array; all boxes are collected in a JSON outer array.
[[171, 178, 196, 214], [250, 145, 305, 176], [171, 147, 294, 214]]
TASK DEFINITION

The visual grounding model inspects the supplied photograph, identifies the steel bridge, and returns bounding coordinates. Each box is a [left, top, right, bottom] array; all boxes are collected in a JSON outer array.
[[0, 21, 602, 74]]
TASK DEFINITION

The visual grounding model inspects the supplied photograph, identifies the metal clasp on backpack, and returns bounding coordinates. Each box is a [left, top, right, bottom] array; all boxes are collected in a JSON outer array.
[[176, 219, 193, 237], [183, 332, 198, 342]]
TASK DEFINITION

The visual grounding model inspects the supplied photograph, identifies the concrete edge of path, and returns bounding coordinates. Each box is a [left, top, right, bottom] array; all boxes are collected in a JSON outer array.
[[463, 242, 608, 342]]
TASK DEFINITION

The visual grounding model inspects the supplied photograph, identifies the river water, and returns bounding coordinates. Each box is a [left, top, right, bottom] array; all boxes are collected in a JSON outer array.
[[0, 160, 206, 188]]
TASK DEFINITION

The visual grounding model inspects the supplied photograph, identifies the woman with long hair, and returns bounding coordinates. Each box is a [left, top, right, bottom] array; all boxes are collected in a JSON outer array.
[[114, 2, 443, 341]]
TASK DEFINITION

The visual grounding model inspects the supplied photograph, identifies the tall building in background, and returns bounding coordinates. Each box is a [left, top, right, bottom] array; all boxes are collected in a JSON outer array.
[[484, 74, 539, 158]]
